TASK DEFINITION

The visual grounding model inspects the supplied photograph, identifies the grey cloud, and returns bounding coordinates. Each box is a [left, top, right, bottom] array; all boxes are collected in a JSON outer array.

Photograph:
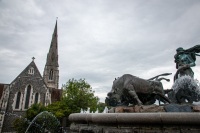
[[1, 0, 200, 102]]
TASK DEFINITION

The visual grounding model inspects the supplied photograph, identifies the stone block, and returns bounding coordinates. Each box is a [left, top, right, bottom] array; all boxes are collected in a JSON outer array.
[[133, 105, 142, 112], [164, 104, 192, 112], [113, 105, 165, 113], [115, 106, 124, 113], [123, 107, 135, 112], [192, 105, 200, 112], [139, 105, 165, 112]]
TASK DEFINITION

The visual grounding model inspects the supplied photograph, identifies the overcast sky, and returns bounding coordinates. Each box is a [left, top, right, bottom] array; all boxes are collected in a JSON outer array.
[[0, 0, 200, 102]]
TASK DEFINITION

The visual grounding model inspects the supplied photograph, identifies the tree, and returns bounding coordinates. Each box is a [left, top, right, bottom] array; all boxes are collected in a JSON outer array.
[[97, 102, 106, 113], [46, 101, 67, 118], [62, 78, 99, 114], [46, 78, 100, 126], [26, 103, 47, 120]]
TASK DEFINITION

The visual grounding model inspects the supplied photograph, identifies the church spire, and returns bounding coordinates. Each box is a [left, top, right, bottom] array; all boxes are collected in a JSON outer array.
[[53, 19, 57, 37], [46, 20, 58, 67], [43, 20, 59, 89]]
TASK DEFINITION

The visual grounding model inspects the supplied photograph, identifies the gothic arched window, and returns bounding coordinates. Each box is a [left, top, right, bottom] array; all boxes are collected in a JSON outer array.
[[49, 69, 53, 80], [25, 85, 31, 109], [34, 93, 39, 104], [15, 92, 21, 109]]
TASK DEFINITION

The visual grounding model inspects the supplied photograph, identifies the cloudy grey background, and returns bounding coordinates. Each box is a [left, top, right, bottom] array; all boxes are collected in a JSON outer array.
[[0, 0, 200, 102]]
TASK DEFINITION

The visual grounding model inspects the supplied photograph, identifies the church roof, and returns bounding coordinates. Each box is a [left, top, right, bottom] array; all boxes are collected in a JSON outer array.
[[10, 59, 47, 88]]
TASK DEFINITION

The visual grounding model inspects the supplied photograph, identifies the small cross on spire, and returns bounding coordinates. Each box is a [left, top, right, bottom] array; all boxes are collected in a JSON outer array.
[[32, 57, 35, 61]]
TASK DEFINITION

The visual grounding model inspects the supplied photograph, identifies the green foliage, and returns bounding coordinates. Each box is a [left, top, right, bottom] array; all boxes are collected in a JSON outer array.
[[46, 101, 67, 118], [26, 103, 47, 120], [62, 78, 99, 114], [13, 103, 47, 133], [13, 117, 29, 133], [46, 78, 100, 126], [97, 102, 106, 113]]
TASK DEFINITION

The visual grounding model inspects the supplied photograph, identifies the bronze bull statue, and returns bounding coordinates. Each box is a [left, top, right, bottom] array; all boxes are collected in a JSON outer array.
[[106, 74, 171, 106]]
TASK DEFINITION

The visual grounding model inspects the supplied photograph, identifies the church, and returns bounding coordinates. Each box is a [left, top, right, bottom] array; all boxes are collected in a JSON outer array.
[[0, 21, 62, 132]]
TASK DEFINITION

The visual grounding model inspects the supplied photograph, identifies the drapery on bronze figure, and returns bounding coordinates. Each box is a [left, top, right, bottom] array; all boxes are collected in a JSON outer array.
[[168, 45, 200, 104], [174, 45, 200, 81]]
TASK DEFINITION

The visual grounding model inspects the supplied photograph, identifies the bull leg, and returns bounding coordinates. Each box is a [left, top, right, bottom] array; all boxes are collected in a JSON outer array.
[[125, 84, 143, 105], [129, 90, 143, 105]]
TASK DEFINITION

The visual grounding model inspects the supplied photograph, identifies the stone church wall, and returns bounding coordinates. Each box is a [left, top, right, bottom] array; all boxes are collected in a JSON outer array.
[[2, 61, 49, 132]]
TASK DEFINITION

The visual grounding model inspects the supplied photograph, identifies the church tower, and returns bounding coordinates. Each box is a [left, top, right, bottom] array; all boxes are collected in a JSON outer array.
[[43, 20, 59, 89]]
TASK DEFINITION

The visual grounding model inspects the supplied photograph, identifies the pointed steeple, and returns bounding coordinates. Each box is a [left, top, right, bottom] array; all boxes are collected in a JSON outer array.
[[53, 20, 57, 37], [46, 20, 59, 67], [43, 21, 59, 89]]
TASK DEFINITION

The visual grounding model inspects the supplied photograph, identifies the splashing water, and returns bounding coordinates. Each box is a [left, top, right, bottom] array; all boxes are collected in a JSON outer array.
[[0, 111, 66, 132], [172, 75, 200, 95], [25, 111, 60, 133]]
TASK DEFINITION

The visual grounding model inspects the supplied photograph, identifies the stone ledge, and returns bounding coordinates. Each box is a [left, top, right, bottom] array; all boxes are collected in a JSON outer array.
[[109, 104, 200, 113], [110, 105, 165, 113], [69, 112, 200, 125]]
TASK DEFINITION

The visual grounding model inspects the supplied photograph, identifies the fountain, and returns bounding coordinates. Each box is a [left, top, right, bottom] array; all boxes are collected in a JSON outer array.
[[25, 111, 60, 133], [69, 45, 200, 133], [1, 107, 65, 132]]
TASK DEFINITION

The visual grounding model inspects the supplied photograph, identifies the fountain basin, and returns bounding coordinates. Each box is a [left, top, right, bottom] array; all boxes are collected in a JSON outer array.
[[69, 113, 200, 133]]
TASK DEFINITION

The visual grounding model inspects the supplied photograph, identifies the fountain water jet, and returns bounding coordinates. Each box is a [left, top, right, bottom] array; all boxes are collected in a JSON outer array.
[[25, 111, 60, 133]]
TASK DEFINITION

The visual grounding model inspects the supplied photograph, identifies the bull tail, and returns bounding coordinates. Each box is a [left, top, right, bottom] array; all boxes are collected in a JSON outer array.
[[148, 73, 172, 81]]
